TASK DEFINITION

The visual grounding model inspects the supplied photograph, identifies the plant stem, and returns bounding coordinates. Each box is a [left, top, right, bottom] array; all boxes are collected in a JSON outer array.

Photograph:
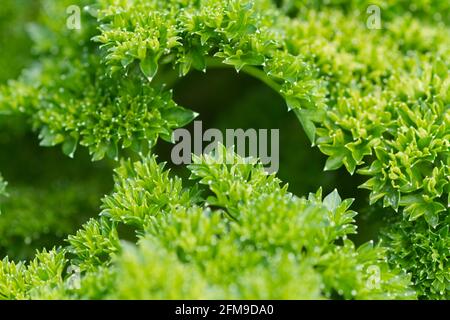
[[205, 57, 282, 94], [156, 57, 283, 95]]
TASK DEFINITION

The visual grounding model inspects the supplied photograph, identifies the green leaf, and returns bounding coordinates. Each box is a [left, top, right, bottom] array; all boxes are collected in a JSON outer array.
[[190, 47, 206, 72], [424, 208, 439, 228], [39, 127, 64, 147], [399, 194, 424, 206], [425, 202, 446, 228], [294, 109, 316, 145], [140, 55, 158, 81], [383, 188, 400, 211], [323, 189, 341, 212], [239, 52, 265, 66], [403, 201, 444, 225], [62, 135, 79, 158], [161, 107, 198, 127], [324, 154, 345, 171], [286, 97, 300, 110], [91, 142, 109, 161]]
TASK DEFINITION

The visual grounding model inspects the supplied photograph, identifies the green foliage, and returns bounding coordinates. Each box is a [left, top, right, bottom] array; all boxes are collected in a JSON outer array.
[[0, 249, 66, 299], [81, 0, 450, 222], [383, 215, 450, 299], [0, 0, 448, 299], [0, 0, 197, 162], [0, 147, 416, 299]]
